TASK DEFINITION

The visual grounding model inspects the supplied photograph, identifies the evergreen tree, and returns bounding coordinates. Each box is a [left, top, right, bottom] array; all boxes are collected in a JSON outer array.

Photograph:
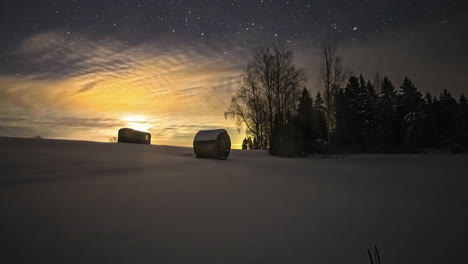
[[437, 89, 459, 145], [334, 87, 348, 148], [242, 138, 248, 150], [335, 76, 364, 150], [381, 76, 397, 99], [376, 77, 398, 151], [421, 91, 440, 148], [398, 77, 422, 115], [314, 92, 326, 113], [459, 94, 468, 147], [424, 92, 433, 104], [228, 45, 468, 155], [352, 75, 368, 149], [252, 137, 258, 150], [296, 88, 314, 154], [359, 74, 367, 93], [362, 80, 379, 151], [397, 77, 423, 148], [247, 137, 254, 149], [270, 112, 300, 156], [373, 72, 381, 91], [460, 94, 468, 112], [313, 92, 328, 144], [459, 94, 468, 126]]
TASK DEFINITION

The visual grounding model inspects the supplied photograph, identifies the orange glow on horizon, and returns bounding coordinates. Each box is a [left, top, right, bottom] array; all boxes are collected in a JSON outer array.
[[0, 32, 246, 148], [122, 115, 152, 132]]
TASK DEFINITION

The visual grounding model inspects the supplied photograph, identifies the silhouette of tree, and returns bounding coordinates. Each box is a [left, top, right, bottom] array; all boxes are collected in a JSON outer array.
[[225, 61, 268, 149], [252, 136, 258, 150], [460, 94, 468, 114], [362, 80, 379, 151], [398, 77, 423, 115], [335, 76, 357, 150], [242, 138, 248, 149], [319, 44, 346, 153], [247, 137, 254, 149], [397, 77, 424, 148], [313, 92, 328, 146], [373, 72, 381, 92], [226, 44, 468, 155], [437, 89, 459, 145], [295, 88, 314, 154], [226, 43, 304, 155], [350, 75, 368, 150], [421, 92, 439, 148], [376, 77, 398, 151], [459, 94, 468, 147]]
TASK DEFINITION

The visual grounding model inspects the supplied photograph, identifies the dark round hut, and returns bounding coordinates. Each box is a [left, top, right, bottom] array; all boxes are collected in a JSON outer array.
[[118, 128, 151, 145], [193, 129, 231, 159]]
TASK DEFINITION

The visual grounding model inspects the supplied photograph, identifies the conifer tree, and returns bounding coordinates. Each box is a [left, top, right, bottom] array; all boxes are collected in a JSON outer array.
[[314, 92, 328, 144], [377, 77, 398, 151], [296, 88, 314, 153], [421, 91, 439, 148], [459, 94, 468, 146], [242, 138, 248, 150], [437, 89, 459, 144], [398, 77, 422, 116], [335, 76, 363, 149], [363, 80, 379, 151], [397, 77, 424, 147], [247, 137, 254, 150]]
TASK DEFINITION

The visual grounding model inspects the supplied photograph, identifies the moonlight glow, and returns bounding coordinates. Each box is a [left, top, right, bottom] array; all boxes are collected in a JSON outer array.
[[0, 0, 466, 148]]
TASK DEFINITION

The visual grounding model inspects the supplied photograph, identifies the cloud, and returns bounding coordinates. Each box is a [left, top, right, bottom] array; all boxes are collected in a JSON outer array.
[[0, 31, 246, 146], [78, 80, 101, 93], [3, 14, 468, 147]]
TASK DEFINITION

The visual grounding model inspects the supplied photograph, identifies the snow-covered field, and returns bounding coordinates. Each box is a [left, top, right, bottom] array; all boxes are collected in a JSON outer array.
[[1, 137, 467, 264]]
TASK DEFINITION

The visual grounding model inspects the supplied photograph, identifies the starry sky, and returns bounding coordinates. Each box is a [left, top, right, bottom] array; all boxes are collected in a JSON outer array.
[[0, 0, 467, 147]]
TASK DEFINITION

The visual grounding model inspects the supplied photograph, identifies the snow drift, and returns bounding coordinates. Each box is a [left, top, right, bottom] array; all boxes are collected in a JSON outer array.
[[0, 137, 467, 264]]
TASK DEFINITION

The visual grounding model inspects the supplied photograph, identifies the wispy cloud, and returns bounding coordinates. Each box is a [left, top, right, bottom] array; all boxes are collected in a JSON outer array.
[[0, 31, 246, 146]]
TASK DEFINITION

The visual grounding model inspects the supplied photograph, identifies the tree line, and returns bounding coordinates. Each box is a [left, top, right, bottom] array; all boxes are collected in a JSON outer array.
[[226, 43, 468, 155]]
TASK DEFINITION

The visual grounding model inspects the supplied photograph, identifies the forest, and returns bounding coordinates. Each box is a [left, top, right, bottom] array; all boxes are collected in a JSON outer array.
[[225, 44, 468, 156]]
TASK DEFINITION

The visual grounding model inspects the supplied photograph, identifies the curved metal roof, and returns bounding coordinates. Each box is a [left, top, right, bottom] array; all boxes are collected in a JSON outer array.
[[193, 129, 228, 141]]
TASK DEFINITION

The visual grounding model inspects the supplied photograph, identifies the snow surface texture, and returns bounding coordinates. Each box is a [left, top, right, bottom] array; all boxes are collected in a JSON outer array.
[[1, 137, 467, 264]]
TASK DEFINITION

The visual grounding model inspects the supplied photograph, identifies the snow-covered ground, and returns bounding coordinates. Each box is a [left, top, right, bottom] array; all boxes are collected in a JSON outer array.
[[1, 137, 467, 264]]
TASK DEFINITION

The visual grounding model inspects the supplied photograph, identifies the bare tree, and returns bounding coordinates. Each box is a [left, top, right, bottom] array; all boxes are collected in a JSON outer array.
[[271, 44, 304, 128], [227, 87, 266, 148], [254, 46, 275, 147], [225, 43, 304, 150], [225, 62, 268, 149], [320, 44, 346, 153]]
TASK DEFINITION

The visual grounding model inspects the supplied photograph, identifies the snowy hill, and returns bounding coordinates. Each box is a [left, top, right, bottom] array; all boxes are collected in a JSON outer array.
[[1, 137, 467, 263]]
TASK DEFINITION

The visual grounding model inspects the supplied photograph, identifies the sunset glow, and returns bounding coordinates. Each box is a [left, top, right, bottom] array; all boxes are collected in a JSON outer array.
[[2, 1, 468, 263], [1, 1, 466, 150], [122, 115, 151, 132], [0, 32, 245, 147]]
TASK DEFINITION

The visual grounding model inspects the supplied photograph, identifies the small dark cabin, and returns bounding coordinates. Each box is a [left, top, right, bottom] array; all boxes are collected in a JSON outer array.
[[118, 128, 151, 145], [193, 129, 231, 159]]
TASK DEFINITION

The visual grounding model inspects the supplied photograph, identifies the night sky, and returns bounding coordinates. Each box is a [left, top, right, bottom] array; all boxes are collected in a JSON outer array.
[[0, 0, 467, 147]]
